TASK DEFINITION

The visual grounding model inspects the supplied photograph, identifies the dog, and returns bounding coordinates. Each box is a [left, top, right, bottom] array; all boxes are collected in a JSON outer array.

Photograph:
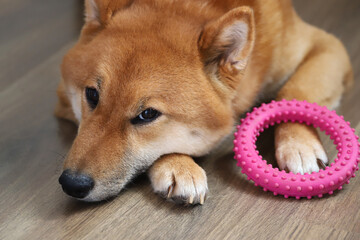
[[56, 0, 353, 204]]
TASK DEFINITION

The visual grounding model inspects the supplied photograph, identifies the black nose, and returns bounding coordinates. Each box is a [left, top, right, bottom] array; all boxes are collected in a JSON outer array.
[[58, 170, 94, 199]]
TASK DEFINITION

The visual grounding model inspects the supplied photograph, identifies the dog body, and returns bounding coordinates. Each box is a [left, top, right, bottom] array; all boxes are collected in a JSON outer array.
[[56, 0, 352, 203]]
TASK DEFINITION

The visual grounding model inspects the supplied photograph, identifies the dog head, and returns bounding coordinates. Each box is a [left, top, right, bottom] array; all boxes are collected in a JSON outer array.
[[58, 0, 254, 201]]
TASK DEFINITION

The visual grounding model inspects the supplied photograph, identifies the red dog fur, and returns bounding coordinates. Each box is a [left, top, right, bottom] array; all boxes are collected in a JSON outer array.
[[56, 0, 353, 204]]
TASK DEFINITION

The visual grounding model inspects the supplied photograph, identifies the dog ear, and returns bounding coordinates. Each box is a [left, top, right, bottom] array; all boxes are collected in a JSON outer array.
[[84, 0, 132, 25], [84, 0, 100, 23], [199, 7, 255, 89]]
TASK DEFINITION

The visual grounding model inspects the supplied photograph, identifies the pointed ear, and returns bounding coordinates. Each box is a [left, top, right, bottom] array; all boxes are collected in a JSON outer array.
[[84, 0, 100, 23], [84, 0, 133, 25], [198, 7, 255, 72]]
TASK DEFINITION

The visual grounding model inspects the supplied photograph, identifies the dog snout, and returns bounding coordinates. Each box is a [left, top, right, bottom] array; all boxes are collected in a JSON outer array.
[[58, 169, 94, 199]]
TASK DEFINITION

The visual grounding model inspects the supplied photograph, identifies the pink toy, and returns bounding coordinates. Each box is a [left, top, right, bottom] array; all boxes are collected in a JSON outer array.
[[233, 99, 360, 199]]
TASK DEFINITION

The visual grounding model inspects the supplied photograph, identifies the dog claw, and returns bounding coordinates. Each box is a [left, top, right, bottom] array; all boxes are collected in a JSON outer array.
[[167, 185, 174, 198], [200, 194, 205, 205], [189, 195, 194, 204], [317, 159, 327, 169]]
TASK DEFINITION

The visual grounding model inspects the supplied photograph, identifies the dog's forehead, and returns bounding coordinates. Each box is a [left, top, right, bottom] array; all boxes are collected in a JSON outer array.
[[92, 32, 203, 92], [97, 33, 193, 70]]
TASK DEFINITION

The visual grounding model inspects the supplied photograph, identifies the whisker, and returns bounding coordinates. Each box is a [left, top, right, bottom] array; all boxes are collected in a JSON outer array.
[[55, 90, 77, 96], [50, 150, 66, 159]]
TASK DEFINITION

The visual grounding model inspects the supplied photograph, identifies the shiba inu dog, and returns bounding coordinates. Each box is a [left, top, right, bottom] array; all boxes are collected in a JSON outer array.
[[56, 0, 353, 204]]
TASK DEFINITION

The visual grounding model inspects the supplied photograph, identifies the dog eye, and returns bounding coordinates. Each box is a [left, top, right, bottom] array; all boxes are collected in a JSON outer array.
[[85, 87, 99, 109], [131, 108, 161, 125]]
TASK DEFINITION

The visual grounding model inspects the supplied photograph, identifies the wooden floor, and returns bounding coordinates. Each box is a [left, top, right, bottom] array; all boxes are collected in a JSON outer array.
[[1, 0, 359, 239]]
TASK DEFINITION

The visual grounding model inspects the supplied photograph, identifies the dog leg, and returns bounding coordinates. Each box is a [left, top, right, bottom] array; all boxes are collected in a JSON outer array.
[[275, 32, 353, 174], [148, 154, 208, 205]]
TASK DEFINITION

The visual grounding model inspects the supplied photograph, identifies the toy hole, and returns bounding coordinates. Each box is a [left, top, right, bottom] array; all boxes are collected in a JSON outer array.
[[256, 125, 277, 168], [317, 129, 337, 166], [255, 121, 337, 174]]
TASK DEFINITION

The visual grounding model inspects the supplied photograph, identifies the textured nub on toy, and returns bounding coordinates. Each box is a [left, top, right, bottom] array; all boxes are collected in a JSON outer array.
[[233, 99, 360, 199]]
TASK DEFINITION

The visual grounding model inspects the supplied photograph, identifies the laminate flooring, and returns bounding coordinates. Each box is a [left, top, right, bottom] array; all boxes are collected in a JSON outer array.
[[1, 1, 359, 239]]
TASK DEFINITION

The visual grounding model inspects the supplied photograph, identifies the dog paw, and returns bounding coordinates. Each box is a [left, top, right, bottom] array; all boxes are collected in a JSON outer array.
[[148, 154, 208, 205], [275, 123, 328, 174]]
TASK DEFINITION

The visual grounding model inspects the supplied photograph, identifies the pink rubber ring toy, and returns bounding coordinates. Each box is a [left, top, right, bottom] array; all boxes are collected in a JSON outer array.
[[233, 99, 360, 199]]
